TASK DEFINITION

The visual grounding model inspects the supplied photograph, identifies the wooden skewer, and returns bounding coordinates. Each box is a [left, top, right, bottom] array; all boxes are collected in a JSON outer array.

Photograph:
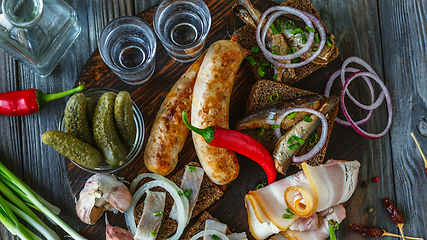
[[383, 230, 424, 240], [410, 132, 427, 175], [398, 223, 406, 240]]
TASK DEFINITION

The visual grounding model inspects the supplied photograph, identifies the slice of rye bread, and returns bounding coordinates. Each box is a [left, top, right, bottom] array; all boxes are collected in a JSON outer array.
[[182, 211, 232, 240], [239, 80, 339, 168], [234, 0, 339, 86], [134, 162, 223, 240]]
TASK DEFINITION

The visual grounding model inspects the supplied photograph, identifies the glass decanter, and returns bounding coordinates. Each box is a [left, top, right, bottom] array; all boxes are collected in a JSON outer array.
[[0, 0, 81, 76]]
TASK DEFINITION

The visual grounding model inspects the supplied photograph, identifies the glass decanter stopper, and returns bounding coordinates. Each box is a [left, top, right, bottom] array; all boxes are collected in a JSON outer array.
[[0, 0, 81, 76]]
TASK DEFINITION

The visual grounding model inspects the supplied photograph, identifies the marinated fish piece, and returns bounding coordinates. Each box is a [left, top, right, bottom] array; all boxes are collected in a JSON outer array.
[[93, 92, 127, 166], [134, 191, 166, 240], [42, 130, 103, 169], [64, 93, 96, 147], [273, 96, 339, 174], [277, 15, 335, 64], [235, 94, 326, 130], [235, 0, 295, 81], [114, 91, 136, 148], [169, 165, 204, 221]]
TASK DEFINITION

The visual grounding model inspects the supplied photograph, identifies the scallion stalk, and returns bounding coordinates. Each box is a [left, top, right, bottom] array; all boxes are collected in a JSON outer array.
[[0, 161, 86, 240]]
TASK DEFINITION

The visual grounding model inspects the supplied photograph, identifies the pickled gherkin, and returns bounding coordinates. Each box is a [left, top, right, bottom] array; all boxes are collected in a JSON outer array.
[[93, 92, 127, 166], [64, 93, 96, 147], [86, 97, 98, 127], [114, 91, 136, 148], [42, 130, 103, 168]]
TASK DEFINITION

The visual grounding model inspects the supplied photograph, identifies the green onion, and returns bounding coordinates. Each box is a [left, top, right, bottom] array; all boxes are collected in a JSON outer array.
[[309, 134, 318, 145], [256, 184, 264, 190], [153, 211, 163, 216], [311, 46, 318, 52], [304, 115, 312, 122], [271, 23, 279, 34], [282, 207, 295, 219], [270, 93, 279, 102], [326, 37, 333, 47], [0, 161, 85, 240], [258, 128, 265, 137], [272, 46, 281, 55], [151, 230, 157, 236], [212, 235, 219, 240], [291, 28, 303, 35], [177, 191, 183, 197], [295, 136, 305, 145], [246, 56, 257, 66], [302, 34, 307, 44], [257, 66, 266, 77], [273, 74, 277, 81], [328, 219, 339, 240], [251, 46, 260, 53], [287, 136, 295, 144], [260, 62, 270, 67], [287, 47, 295, 54], [292, 58, 299, 63], [305, 26, 315, 32], [315, 33, 319, 43], [188, 166, 195, 172], [276, 19, 283, 33], [271, 124, 281, 130], [285, 20, 295, 29], [287, 112, 298, 119], [183, 189, 192, 199], [288, 144, 299, 150]]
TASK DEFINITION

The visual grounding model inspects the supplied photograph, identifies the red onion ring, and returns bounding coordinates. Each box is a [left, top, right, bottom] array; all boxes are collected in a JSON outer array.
[[256, 6, 326, 68], [341, 71, 392, 139], [340, 57, 385, 110], [325, 67, 374, 126], [274, 108, 328, 163]]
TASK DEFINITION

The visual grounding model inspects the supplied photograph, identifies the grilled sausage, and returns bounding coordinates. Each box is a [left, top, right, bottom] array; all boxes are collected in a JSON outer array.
[[191, 40, 249, 185], [144, 51, 207, 176]]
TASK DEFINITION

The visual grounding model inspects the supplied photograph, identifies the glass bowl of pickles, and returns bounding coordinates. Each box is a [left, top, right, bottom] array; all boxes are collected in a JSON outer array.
[[58, 88, 144, 173]]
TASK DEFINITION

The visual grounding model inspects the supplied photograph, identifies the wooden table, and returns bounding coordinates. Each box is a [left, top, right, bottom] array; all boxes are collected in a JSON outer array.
[[0, 0, 426, 239]]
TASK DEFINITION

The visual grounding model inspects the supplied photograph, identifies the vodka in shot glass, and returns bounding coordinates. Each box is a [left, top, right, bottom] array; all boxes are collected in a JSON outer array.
[[153, 0, 211, 63], [99, 16, 156, 85]]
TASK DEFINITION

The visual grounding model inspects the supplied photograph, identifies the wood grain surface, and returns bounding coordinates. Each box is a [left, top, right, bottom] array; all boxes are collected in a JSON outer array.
[[0, 0, 426, 240]]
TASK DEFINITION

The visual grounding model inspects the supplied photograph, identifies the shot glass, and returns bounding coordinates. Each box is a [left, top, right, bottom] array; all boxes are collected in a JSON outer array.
[[153, 0, 211, 63], [99, 16, 156, 85]]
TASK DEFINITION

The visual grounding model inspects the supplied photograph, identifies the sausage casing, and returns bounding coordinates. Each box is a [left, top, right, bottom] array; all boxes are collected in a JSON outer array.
[[191, 40, 249, 185], [144, 52, 206, 176]]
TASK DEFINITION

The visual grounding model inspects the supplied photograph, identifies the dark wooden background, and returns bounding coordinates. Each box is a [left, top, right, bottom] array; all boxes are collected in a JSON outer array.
[[0, 0, 426, 239]]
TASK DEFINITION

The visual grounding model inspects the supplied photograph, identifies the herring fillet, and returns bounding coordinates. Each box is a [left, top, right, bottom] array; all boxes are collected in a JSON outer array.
[[134, 191, 166, 240]]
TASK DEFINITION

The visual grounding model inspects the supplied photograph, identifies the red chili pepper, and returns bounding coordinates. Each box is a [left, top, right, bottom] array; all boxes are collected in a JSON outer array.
[[182, 110, 277, 185], [0, 83, 85, 116]]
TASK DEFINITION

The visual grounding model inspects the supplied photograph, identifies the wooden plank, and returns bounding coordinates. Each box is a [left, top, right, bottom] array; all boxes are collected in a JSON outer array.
[[379, 0, 427, 239]]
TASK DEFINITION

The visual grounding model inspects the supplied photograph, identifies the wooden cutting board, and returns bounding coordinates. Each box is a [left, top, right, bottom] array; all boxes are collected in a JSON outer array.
[[65, 0, 364, 238]]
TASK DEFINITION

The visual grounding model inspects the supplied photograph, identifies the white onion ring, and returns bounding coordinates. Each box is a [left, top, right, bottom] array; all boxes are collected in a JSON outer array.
[[325, 67, 374, 126], [125, 174, 189, 240], [256, 6, 326, 68], [188, 230, 229, 240], [341, 71, 392, 139], [274, 108, 328, 163]]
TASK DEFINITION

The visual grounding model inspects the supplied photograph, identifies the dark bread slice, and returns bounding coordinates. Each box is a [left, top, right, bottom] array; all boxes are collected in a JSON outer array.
[[240, 80, 339, 168], [234, 0, 338, 85], [182, 212, 232, 240], [134, 162, 224, 240]]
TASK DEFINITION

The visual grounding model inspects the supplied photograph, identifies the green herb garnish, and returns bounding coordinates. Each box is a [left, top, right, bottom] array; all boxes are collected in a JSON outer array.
[[256, 184, 264, 190], [287, 112, 298, 119], [151, 230, 157, 236], [183, 189, 192, 199], [153, 211, 163, 216], [285, 20, 295, 29], [270, 93, 279, 102], [282, 207, 295, 219], [311, 45, 318, 52], [328, 219, 339, 240], [315, 33, 319, 43], [251, 46, 260, 53], [291, 28, 303, 35], [271, 24, 279, 34], [257, 66, 266, 77], [260, 62, 270, 67], [302, 34, 307, 44], [304, 115, 312, 122], [272, 46, 281, 55], [309, 134, 318, 145], [212, 235, 219, 240], [271, 124, 281, 130], [305, 26, 315, 32], [188, 166, 195, 172], [276, 19, 283, 33], [273, 74, 277, 81], [288, 144, 299, 150], [246, 56, 257, 66], [258, 128, 265, 137], [326, 36, 333, 47]]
